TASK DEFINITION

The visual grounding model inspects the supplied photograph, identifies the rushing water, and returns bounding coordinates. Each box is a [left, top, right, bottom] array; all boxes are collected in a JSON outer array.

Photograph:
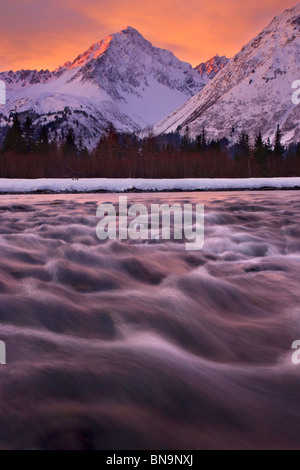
[[0, 191, 300, 450]]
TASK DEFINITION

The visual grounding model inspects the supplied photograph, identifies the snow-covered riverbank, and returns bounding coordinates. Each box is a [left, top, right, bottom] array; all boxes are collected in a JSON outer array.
[[0, 177, 300, 193]]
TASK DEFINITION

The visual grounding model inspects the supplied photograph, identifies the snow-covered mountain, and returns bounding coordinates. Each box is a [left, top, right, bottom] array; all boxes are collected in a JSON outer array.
[[195, 55, 229, 80], [153, 3, 300, 144], [0, 27, 211, 148]]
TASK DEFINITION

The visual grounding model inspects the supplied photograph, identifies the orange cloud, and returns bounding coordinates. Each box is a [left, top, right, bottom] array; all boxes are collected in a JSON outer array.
[[0, 0, 297, 71]]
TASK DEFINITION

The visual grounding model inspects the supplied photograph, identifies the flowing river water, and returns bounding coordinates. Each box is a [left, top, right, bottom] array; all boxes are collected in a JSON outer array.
[[0, 191, 300, 449]]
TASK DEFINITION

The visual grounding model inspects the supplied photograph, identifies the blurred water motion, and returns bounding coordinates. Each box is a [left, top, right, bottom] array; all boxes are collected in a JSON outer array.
[[0, 191, 300, 449]]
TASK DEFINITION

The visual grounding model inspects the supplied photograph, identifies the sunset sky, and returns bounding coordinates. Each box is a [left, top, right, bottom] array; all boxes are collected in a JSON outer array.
[[0, 0, 297, 71]]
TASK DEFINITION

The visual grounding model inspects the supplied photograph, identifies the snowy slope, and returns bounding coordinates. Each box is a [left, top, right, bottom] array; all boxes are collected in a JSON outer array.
[[0, 27, 209, 148], [153, 3, 300, 144]]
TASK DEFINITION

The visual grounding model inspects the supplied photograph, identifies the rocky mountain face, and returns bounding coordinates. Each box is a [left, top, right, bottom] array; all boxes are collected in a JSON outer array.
[[194, 54, 229, 80], [153, 3, 300, 145]]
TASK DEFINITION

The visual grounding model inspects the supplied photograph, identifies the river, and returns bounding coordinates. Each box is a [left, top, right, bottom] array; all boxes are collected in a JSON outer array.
[[0, 191, 299, 449]]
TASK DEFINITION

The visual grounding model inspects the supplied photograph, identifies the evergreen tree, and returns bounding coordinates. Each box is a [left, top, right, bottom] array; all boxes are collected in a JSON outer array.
[[274, 125, 285, 157], [79, 146, 90, 160], [23, 116, 34, 153], [36, 126, 50, 154], [265, 137, 273, 154], [181, 126, 191, 152], [254, 131, 270, 175], [78, 135, 90, 159], [235, 130, 250, 160], [106, 122, 120, 160], [62, 128, 78, 156], [2, 114, 26, 154], [96, 122, 120, 160], [254, 132, 267, 164], [195, 125, 207, 152]]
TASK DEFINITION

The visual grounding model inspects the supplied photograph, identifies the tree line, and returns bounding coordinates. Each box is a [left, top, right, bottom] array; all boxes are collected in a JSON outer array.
[[0, 114, 299, 179]]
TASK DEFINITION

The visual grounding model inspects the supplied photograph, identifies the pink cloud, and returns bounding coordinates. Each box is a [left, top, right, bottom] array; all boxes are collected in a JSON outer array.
[[0, 0, 297, 71]]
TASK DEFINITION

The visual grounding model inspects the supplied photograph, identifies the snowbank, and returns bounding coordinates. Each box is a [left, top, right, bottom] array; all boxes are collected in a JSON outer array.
[[0, 178, 300, 194]]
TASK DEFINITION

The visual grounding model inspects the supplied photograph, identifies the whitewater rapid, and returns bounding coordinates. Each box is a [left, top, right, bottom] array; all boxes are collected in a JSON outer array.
[[0, 191, 300, 449]]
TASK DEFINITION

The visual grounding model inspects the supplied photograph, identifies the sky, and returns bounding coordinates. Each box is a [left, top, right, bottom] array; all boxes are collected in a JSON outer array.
[[0, 0, 297, 71]]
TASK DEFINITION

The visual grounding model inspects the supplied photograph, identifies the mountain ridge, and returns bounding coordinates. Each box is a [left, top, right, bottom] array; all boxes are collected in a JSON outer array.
[[153, 3, 300, 144], [0, 26, 227, 148]]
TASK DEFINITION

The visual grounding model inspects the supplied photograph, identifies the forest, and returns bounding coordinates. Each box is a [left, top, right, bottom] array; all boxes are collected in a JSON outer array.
[[0, 114, 299, 179]]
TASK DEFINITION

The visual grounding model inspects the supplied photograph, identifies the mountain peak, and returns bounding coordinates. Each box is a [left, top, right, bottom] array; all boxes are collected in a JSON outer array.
[[153, 2, 300, 144], [195, 54, 230, 80], [120, 26, 141, 34], [0, 24, 212, 148], [57, 26, 146, 72]]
